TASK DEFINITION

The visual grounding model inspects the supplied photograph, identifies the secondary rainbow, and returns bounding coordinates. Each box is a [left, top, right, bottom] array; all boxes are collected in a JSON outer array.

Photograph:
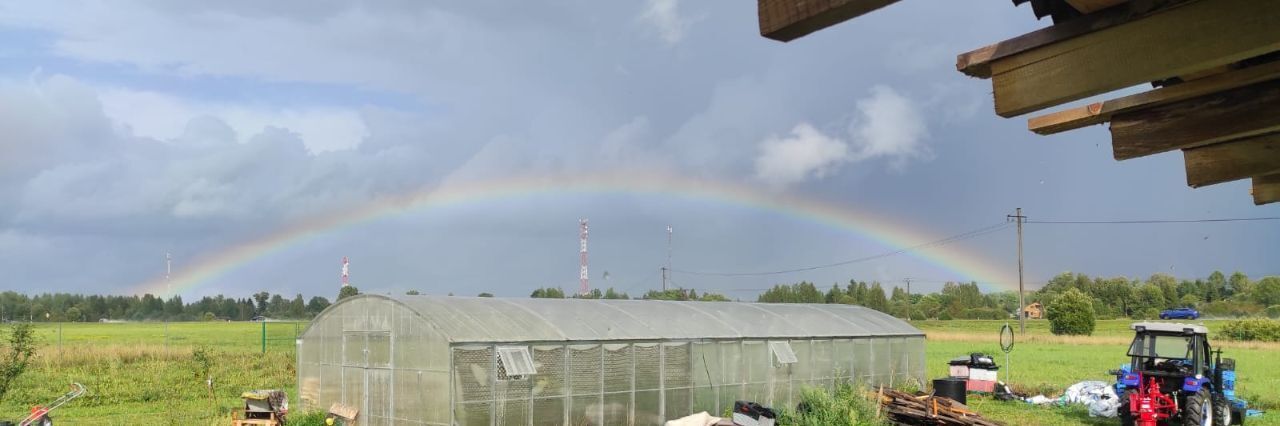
[[131, 170, 1017, 296]]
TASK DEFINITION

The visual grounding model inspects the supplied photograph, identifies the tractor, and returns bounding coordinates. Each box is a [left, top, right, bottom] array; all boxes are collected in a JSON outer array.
[[1113, 322, 1245, 426]]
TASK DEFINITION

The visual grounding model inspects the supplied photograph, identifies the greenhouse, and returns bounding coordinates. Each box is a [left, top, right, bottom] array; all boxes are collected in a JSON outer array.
[[297, 294, 926, 426]]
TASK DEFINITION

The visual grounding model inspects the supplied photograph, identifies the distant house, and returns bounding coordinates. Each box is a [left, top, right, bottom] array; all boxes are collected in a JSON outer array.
[[1023, 302, 1044, 319]]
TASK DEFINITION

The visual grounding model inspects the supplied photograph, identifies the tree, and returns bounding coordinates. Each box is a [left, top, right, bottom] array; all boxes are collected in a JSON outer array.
[[306, 296, 331, 316], [0, 323, 36, 401], [477, 292, 494, 298], [288, 294, 306, 318], [865, 282, 889, 313], [1046, 288, 1096, 335], [1149, 274, 1179, 309], [253, 292, 270, 314], [405, 290, 420, 295], [337, 286, 360, 301], [698, 292, 731, 302], [603, 288, 630, 300], [1253, 277, 1280, 306], [65, 307, 82, 322], [1206, 271, 1227, 301], [1229, 272, 1253, 298], [530, 287, 566, 298], [203, 312, 216, 321], [267, 294, 287, 317]]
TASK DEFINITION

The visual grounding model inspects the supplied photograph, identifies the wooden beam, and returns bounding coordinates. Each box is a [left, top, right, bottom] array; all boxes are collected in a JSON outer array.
[[957, 4, 1154, 79], [757, 0, 899, 42], [988, 0, 1280, 117], [1065, 0, 1128, 14], [1184, 133, 1280, 188], [1028, 60, 1280, 135], [1253, 174, 1280, 205], [1110, 80, 1280, 160]]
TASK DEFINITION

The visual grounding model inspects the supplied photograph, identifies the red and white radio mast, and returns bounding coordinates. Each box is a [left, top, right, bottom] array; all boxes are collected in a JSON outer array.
[[579, 219, 589, 296], [341, 256, 350, 287]]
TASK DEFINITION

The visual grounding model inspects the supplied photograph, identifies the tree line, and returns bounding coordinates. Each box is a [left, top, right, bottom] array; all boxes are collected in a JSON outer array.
[[746, 271, 1280, 320], [0, 291, 336, 322], [7, 270, 1277, 323]]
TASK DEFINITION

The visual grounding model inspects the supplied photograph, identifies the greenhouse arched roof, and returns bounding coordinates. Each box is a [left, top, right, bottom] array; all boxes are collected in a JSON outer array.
[[325, 294, 922, 343]]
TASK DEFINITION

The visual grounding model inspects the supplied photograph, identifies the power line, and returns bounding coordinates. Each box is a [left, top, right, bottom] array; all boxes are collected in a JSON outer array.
[[1027, 216, 1280, 224], [671, 222, 1011, 277]]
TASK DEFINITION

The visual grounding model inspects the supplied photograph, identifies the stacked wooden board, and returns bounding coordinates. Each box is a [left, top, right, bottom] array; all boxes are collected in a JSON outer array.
[[758, 0, 1280, 205], [879, 388, 1003, 426], [960, 0, 1280, 205]]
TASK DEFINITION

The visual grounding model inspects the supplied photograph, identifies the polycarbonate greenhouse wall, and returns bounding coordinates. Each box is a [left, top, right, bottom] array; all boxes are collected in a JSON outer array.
[[297, 294, 926, 426]]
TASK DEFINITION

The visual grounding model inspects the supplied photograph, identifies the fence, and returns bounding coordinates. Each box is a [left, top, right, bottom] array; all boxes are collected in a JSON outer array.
[[29, 320, 308, 353]]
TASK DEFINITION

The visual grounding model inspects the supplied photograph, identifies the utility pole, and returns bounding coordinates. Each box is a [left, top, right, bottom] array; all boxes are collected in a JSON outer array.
[[579, 219, 590, 296], [903, 278, 913, 319], [165, 253, 172, 297], [1007, 208, 1027, 334], [663, 225, 672, 292]]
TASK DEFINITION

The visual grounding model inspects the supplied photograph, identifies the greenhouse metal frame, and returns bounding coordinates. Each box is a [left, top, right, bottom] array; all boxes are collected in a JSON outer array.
[[297, 294, 925, 425]]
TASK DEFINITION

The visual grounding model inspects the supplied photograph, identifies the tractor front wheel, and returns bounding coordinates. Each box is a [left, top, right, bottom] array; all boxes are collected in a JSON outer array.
[[1183, 387, 1213, 426], [1214, 394, 1233, 426], [1119, 389, 1135, 426]]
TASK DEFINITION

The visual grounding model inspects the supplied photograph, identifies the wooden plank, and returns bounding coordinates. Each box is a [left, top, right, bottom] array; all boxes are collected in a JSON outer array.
[[1110, 80, 1280, 160], [957, 3, 1157, 78], [757, 0, 899, 42], [1066, 0, 1128, 14], [1028, 60, 1280, 135], [989, 0, 1280, 117], [1254, 174, 1280, 205], [1184, 133, 1280, 188]]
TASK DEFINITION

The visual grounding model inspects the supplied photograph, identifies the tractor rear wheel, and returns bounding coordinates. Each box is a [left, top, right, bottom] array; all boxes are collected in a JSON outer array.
[[1118, 389, 1135, 426], [1183, 387, 1213, 426]]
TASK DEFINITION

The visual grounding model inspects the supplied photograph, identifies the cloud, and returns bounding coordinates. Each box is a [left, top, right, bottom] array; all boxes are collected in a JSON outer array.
[[640, 0, 689, 44], [754, 85, 932, 187], [754, 123, 851, 188], [848, 85, 933, 169], [97, 88, 369, 153]]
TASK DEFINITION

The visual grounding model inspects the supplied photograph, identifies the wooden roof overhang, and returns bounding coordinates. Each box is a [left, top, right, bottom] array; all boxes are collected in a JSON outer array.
[[757, 0, 1280, 205]]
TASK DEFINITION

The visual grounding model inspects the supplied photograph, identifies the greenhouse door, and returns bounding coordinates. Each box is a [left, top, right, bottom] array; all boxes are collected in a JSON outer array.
[[343, 331, 393, 426]]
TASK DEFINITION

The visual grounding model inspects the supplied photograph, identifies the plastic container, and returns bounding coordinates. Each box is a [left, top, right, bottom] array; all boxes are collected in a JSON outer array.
[[933, 377, 967, 405]]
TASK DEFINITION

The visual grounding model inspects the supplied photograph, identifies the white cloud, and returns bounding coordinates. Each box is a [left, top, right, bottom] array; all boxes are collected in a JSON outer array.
[[640, 0, 688, 44], [97, 88, 369, 153], [754, 85, 932, 187], [754, 123, 850, 188], [848, 85, 932, 169]]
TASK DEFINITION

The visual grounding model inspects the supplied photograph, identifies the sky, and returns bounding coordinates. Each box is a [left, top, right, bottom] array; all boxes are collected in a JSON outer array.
[[0, 1, 1276, 301]]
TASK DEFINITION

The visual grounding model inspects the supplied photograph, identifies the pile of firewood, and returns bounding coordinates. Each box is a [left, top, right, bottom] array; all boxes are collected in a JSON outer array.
[[877, 388, 1002, 426]]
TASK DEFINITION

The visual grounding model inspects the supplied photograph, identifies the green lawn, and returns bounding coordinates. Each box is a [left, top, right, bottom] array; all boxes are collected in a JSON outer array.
[[914, 319, 1276, 426]]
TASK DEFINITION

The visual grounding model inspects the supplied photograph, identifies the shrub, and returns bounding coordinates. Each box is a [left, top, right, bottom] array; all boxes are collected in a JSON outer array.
[[1199, 301, 1264, 318], [1220, 319, 1280, 342], [1046, 288, 1095, 335], [1265, 305, 1280, 319], [288, 411, 329, 426]]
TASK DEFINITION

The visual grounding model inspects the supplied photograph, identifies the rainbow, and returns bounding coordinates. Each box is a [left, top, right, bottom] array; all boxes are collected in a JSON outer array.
[[130, 170, 1017, 297]]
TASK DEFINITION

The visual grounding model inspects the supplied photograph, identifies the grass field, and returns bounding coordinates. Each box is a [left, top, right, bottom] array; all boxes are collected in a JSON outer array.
[[0, 319, 1271, 425], [914, 320, 1277, 426], [0, 322, 302, 425]]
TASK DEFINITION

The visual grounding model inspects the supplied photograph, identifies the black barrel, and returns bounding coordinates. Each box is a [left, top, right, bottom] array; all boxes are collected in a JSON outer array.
[[933, 377, 967, 405]]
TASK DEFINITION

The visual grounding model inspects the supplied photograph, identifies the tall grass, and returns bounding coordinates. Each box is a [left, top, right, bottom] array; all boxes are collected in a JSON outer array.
[[776, 382, 886, 426]]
